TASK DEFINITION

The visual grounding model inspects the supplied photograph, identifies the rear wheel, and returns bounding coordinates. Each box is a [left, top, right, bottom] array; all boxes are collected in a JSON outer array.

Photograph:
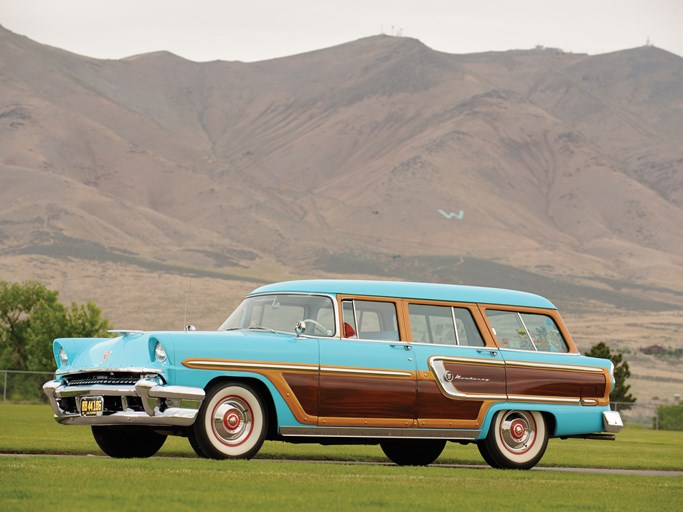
[[380, 439, 446, 466], [190, 382, 267, 459], [478, 410, 548, 470], [91, 426, 167, 458]]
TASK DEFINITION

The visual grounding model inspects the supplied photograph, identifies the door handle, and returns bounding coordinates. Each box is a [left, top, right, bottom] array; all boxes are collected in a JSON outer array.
[[477, 349, 498, 357], [390, 343, 412, 351]]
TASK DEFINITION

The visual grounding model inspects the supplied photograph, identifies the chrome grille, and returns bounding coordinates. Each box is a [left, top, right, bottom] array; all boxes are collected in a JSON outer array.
[[64, 372, 160, 387]]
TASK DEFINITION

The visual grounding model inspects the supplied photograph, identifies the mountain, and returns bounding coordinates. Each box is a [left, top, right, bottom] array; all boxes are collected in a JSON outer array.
[[2, 26, 683, 310], [3, 26, 683, 402]]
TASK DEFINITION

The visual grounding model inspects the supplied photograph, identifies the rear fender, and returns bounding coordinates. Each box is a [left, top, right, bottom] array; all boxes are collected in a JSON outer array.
[[477, 402, 607, 440]]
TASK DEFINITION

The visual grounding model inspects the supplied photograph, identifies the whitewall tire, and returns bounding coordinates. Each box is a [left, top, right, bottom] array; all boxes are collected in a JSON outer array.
[[477, 410, 548, 469], [190, 382, 267, 459]]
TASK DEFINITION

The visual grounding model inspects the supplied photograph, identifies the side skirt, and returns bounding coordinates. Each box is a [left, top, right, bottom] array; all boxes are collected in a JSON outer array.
[[280, 426, 480, 440]]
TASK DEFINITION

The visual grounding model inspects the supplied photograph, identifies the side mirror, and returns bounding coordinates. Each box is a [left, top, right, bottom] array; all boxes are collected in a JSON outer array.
[[295, 320, 306, 337]]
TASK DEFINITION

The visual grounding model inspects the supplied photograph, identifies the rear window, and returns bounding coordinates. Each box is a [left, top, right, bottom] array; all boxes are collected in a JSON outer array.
[[485, 310, 568, 352]]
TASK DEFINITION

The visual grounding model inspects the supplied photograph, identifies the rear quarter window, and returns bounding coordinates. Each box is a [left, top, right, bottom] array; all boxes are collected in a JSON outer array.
[[486, 310, 568, 352]]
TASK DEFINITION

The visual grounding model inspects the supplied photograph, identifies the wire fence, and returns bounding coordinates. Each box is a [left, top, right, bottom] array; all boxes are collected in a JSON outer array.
[[611, 401, 683, 430], [1, 369, 55, 403], [1, 369, 681, 430]]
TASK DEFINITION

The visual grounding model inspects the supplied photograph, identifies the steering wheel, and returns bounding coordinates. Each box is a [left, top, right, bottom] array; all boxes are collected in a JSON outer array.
[[302, 319, 330, 336]]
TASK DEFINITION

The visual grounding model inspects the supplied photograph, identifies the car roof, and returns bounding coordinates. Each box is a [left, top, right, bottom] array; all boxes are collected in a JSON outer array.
[[249, 279, 556, 309]]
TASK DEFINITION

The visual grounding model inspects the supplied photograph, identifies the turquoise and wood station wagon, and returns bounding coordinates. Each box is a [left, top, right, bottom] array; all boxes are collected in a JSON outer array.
[[44, 280, 623, 469]]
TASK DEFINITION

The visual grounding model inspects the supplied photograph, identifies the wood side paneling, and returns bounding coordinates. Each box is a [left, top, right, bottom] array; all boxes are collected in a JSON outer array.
[[283, 373, 319, 416], [506, 367, 607, 398], [318, 375, 415, 418], [416, 380, 483, 420]]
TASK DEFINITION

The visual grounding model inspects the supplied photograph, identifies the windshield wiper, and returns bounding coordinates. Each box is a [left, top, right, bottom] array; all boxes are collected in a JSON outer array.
[[221, 326, 278, 333], [246, 326, 277, 333]]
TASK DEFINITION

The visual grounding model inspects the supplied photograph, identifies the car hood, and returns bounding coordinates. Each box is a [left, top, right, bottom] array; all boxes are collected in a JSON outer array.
[[52, 329, 288, 375]]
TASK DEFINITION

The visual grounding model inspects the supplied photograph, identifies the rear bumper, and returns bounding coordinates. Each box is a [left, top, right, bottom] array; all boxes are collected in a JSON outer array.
[[602, 410, 623, 433], [43, 377, 205, 427]]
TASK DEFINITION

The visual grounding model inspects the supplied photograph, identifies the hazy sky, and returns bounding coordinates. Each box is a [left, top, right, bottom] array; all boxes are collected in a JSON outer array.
[[1, 0, 681, 62]]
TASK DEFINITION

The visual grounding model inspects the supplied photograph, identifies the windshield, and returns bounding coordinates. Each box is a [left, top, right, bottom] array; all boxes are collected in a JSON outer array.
[[218, 294, 336, 336]]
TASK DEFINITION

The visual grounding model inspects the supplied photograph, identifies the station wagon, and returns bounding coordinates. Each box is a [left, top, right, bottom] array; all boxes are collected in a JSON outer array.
[[44, 279, 623, 469]]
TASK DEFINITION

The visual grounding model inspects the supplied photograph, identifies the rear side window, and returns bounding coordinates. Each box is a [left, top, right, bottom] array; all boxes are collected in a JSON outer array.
[[408, 304, 484, 347], [486, 310, 568, 352]]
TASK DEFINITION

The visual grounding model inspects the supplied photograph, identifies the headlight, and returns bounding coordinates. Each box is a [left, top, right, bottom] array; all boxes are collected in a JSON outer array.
[[154, 341, 168, 363], [59, 347, 69, 366]]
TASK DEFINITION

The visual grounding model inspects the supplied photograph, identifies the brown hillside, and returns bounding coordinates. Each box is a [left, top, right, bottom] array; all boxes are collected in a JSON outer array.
[[2, 28, 683, 402], [1, 26, 683, 311]]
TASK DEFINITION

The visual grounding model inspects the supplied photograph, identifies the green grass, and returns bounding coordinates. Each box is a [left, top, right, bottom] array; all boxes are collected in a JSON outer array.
[[2, 403, 681, 470], [1, 455, 681, 511], [1, 404, 682, 511]]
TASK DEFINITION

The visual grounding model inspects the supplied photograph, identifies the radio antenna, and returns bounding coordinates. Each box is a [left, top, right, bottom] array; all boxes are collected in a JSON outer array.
[[183, 281, 191, 330]]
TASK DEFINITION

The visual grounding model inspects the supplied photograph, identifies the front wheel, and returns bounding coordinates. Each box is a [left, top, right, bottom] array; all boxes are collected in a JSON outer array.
[[190, 382, 267, 459], [477, 410, 548, 470], [380, 439, 446, 466], [92, 426, 167, 458]]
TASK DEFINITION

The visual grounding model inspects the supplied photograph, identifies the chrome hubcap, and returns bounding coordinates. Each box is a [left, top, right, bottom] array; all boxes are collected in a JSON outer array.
[[500, 411, 536, 453], [212, 397, 253, 446]]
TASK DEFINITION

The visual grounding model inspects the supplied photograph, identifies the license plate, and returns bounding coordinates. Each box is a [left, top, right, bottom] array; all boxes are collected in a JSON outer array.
[[80, 396, 104, 416]]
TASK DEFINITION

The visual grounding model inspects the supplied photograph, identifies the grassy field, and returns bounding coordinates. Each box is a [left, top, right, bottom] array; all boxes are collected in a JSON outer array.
[[2, 403, 682, 469], [2, 455, 682, 511], [1, 404, 682, 511]]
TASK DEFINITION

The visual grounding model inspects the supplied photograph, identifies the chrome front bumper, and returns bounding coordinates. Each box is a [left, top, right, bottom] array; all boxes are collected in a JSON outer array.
[[43, 377, 205, 427]]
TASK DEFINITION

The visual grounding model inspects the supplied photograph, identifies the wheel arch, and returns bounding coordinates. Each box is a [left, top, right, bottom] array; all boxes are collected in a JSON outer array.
[[478, 403, 559, 439], [203, 376, 279, 440]]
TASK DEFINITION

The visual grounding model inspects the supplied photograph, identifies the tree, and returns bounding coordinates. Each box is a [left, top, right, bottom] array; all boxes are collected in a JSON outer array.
[[585, 342, 636, 410], [656, 403, 683, 431], [0, 280, 110, 372]]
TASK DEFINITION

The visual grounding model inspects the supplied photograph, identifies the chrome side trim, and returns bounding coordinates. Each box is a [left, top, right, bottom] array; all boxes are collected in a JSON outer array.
[[507, 395, 581, 405], [183, 359, 317, 373], [319, 367, 413, 378], [429, 357, 507, 401], [430, 356, 506, 366], [280, 426, 480, 440], [183, 359, 412, 378], [504, 360, 606, 373]]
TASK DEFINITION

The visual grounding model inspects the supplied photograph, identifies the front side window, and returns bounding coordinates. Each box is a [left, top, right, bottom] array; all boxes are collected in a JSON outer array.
[[485, 310, 568, 352], [219, 294, 335, 336], [342, 300, 399, 341], [408, 304, 484, 346]]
